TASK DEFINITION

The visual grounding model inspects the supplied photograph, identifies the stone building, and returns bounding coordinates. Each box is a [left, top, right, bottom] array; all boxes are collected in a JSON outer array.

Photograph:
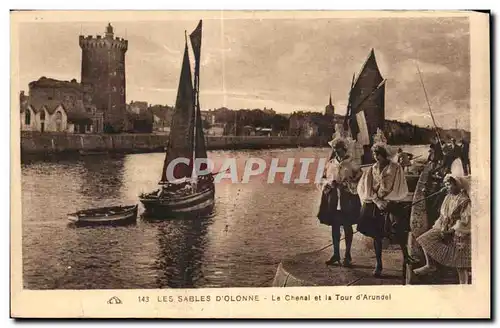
[[288, 112, 321, 137], [128, 101, 148, 114], [150, 105, 174, 134], [79, 23, 128, 133], [288, 95, 345, 138], [20, 77, 104, 133]]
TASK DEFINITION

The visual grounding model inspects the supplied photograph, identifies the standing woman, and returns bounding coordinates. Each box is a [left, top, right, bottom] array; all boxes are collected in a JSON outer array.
[[413, 174, 471, 284], [317, 138, 362, 267], [357, 143, 412, 277]]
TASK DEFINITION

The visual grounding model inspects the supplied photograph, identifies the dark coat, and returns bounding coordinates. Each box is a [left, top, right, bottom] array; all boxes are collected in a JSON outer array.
[[317, 184, 361, 227]]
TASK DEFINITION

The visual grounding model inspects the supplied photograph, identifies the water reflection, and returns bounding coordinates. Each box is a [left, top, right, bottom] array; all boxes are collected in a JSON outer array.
[[153, 217, 211, 288], [22, 146, 429, 289], [78, 155, 126, 205]]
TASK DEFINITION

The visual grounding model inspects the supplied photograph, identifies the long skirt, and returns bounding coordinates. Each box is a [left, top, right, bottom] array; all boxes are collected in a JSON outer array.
[[317, 186, 361, 227], [416, 229, 471, 268], [357, 202, 410, 242]]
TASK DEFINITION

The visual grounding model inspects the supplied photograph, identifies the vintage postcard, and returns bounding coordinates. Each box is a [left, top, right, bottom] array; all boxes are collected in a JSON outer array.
[[10, 10, 490, 318]]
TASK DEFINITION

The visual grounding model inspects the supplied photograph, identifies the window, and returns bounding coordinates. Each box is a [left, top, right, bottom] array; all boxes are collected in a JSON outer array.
[[55, 111, 62, 132], [25, 110, 31, 125], [40, 110, 46, 121]]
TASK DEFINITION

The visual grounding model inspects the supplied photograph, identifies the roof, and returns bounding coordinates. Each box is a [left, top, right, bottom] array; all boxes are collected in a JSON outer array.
[[150, 105, 174, 121], [67, 100, 92, 123], [128, 101, 149, 114], [67, 110, 93, 124], [28, 76, 82, 91], [20, 92, 29, 112], [25, 98, 92, 123], [130, 101, 148, 108], [27, 99, 65, 114]]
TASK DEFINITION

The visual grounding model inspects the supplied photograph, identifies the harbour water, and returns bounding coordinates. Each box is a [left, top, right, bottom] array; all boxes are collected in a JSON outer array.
[[21, 145, 429, 289]]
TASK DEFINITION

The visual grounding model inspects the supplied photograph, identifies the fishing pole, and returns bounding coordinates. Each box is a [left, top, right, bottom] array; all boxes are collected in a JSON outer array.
[[402, 186, 447, 210], [414, 62, 444, 149]]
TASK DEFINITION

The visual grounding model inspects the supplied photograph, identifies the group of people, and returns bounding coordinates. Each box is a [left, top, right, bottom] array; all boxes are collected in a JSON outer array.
[[395, 148, 415, 172], [153, 173, 215, 199], [317, 137, 471, 283], [428, 137, 470, 176]]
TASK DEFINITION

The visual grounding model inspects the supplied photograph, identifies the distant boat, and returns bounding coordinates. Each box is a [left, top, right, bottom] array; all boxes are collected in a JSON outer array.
[[139, 20, 215, 218], [67, 204, 138, 226]]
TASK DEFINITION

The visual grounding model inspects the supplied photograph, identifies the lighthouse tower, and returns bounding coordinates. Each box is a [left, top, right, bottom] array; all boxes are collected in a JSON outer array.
[[79, 23, 128, 133]]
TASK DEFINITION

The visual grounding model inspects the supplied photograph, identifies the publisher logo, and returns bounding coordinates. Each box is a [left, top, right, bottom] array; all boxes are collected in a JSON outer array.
[[107, 296, 123, 304]]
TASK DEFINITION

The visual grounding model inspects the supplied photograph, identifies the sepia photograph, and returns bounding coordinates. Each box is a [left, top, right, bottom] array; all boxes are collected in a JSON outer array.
[[10, 10, 490, 318]]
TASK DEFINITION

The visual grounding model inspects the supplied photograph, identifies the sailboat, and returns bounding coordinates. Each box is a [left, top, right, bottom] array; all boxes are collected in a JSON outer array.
[[343, 48, 386, 147], [139, 20, 215, 218]]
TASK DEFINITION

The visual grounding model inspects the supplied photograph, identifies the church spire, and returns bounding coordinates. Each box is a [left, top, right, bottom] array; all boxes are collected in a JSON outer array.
[[325, 93, 335, 116]]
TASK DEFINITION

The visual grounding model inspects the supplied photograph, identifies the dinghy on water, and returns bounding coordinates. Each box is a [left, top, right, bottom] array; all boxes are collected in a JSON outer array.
[[67, 205, 138, 226]]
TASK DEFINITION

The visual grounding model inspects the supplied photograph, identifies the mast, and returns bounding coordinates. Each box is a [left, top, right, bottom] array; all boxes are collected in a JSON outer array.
[[343, 72, 356, 135], [159, 37, 196, 184], [187, 29, 197, 180]]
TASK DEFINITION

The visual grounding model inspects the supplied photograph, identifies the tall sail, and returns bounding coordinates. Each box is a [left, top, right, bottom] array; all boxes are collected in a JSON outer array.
[[160, 40, 195, 183], [349, 49, 384, 110], [190, 20, 209, 173], [347, 49, 385, 144], [353, 81, 386, 145]]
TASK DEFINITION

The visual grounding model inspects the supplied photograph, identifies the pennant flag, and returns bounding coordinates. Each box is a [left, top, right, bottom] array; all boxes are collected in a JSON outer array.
[[189, 20, 209, 174], [189, 20, 203, 76]]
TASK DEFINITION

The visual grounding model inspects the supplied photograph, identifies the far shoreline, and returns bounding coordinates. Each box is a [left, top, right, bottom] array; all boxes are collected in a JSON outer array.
[[19, 132, 431, 163]]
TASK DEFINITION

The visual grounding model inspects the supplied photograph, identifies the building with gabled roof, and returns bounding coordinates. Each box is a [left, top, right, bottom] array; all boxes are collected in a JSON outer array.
[[20, 76, 104, 133]]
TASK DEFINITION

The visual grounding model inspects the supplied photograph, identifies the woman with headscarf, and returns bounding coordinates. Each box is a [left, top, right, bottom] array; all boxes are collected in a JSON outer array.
[[357, 143, 415, 277], [317, 138, 362, 267], [413, 174, 471, 284]]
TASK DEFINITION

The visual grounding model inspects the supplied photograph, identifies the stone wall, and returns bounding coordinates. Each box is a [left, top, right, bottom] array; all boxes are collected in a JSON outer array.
[[20, 131, 330, 155]]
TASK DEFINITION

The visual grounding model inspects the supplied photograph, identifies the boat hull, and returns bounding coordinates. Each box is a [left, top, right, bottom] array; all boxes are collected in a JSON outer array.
[[405, 163, 469, 285], [139, 186, 215, 219], [68, 205, 138, 226]]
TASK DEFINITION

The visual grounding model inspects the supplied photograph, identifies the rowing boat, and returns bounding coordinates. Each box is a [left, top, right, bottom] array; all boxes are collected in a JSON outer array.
[[67, 204, 138, 226]]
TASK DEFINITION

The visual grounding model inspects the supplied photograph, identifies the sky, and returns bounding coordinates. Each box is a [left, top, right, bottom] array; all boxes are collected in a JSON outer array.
[[17, 16, 470, 130]]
